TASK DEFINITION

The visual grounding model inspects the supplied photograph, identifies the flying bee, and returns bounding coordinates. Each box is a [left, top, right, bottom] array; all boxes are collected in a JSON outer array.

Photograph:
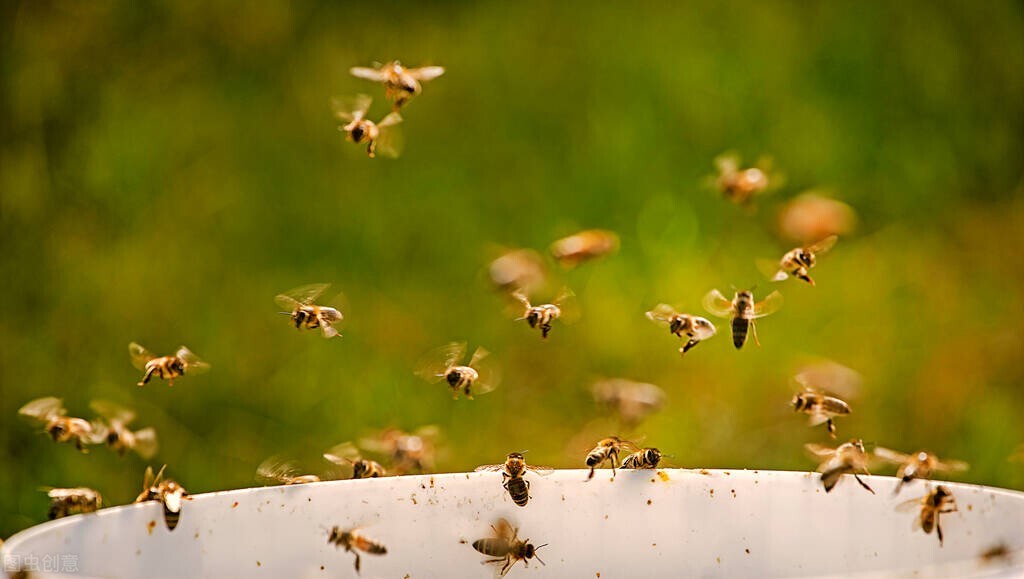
[[256, 456, 321, 485], [510, 287, 577, 339], [766, 235, 838, 286], [591, 378, 665, 429], [472, 517, 547, 577], [619, 447, 663, 470], [791, 389, 851, 439], [129, 342, 209, 387], [324, 442, 387, 479], [805, 440, 875, 494], [326, 526, 388, 574], [475, 452, 553, 507], [134, 465, 189, 531], [349, 60, 445, 111], [645, 304, 717, 356], [703, 288, 783, 349], [549, 229, 619, 269], [89, 400, 158, 459], [358, 425, 440, 475], [585, 436, 640, 481], [415, 341, 498, 400], [710, 152, 779, 205], [19, 397, 103, 452], [44, 487, 102, 520], [895, 485, 958, 545], [331, 94, 403, 158], [873, 447, 969, 495], [274, 283, 346, 338], [488, 248, 547, 294]]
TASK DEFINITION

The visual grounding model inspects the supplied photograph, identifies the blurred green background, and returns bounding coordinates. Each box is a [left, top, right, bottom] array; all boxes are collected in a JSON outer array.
[[2, 0, 1022, 538]]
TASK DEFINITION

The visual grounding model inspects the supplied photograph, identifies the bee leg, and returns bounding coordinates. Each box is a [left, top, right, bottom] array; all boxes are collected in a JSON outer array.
[[750, 321, 761, 347], [367, 140, 376, 159], [826, 419, 836, 439], [353, 552, 361, 573], [541, 323, 551, 339], [853, 474, 875, 494], [139, 367, 156, 386], [586, 467, 595, 481], [936, 521, 943, 546], [798, 272, 815, 286]]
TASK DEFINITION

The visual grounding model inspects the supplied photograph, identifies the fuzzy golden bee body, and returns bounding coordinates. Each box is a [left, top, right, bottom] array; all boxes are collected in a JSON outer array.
[[549, 229, 619, 268], [703, 288, 782, 349], [327, 526, 387, 573], [806, 440, 874, 494], [19, 397, 102, 452], [45, 487, 102, 520], [896, 485, 958, 545], [275, 283, 345, 338], [476, 452, 552, 507], [791, 389, 851, 438], [874, 447, 969, 494], [472, 518, 547, 577], [349, 61, 445, 111], [90, 400, 158, 459], [646, 304, 717, 355], [130, 342, 209, 386], [512, 288, 575, 339], [585, 436, 639, 480], [620, 447, 662, 470], [771, 235, 837, 286], [331, 94, 403, 158], [416, 342, 497, 399], [711, 153, 778, 205], [134, 465, 188, 531]]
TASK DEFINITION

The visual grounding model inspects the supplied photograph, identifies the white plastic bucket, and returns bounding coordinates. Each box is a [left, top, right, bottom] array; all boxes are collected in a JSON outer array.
[[2, 469, 1022, 578]]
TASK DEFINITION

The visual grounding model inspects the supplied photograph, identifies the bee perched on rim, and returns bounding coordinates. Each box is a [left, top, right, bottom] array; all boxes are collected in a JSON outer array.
[[584, 436, 640, 481], [805, 439, 875, 494], [471, 517, 547, 577], [275, 283, 345, 339], [90, 400, 159, 459], [44, 487, 102, 520], [619, 447, 663, 470], [895, 485, 958, 545], [510, 287, 577, 339], [129, 342, 209, 387], [134, 465, 189, 531], [873, 447, 969, 495], [323, 442, 387, 479], [549, 229, 619, 269], [703, 288, 783, 349], [475, 452, 553, 507], [326, 526, 388, 574], [256, 456, 321, 485], [415, 341, 499, 400], [349, 60, 445, 111], [645, 304, 717, 356], [332, 94, 403, 158], [19, 397, 104, 453], [762, 235, 838, 287]]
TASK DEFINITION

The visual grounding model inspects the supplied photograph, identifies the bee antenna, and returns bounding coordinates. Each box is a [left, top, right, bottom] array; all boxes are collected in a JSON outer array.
[[534, 544, 549, 565], [277, 311, 292, 316]]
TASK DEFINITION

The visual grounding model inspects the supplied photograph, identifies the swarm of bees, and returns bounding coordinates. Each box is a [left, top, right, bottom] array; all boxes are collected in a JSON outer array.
[[471, 518, 547, 577]]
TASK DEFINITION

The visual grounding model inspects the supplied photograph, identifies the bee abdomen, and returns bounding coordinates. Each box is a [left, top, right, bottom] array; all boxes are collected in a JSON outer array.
[[472, 538, 511, 557], [163, 507, 180, 531], [506, 478, 530, 507], [731, 318, 749, 349], [821, 398, 851, 415]]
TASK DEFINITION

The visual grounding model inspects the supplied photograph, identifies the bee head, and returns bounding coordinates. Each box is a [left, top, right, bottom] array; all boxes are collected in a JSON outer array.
[[445, 369, 462, 387], [526, 310, 541, 328], [645, 448, 662, 465], [47, 423, 65, 440], [350, 125, 365, 142], [170, 358, 186, 374], [668, 317, 684, 335]]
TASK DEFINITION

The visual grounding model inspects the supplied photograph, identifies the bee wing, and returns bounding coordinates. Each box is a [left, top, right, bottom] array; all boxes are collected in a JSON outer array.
[[130, 427, 159, 459], [278, 283, 331, 307], [129, 342, 157, 371], [808, 235, 838, 256], [794, 361, 862, 399], [257, 456, 300, 484], [492, 518, 515, 541], [407, 66, 445, 81], [89, 399, 136, 425], [19, 396, 65, 421], [806, 412, 831, 427], [415, 341, 467, 383], [873, 446, 912, 466], [349, 66, 388, 83], [804, 443, 837, 460], [468, 346, 490, 368], [175, 346, 210, 375], [895, 497, 924, 513], [323, 442, 361, 465], [526, 465, 555, 477], [470, 348, 500, 396], [934, 458, 970, 473], [374, 114, 405, 158], [751, 290, 783, 318], [645, 303, 678, 324], [702, 289, 734, 319], [713, 152, 740, 176], [552, 287, 581, 324], [474, 463, 507, 473], [755, 258, 788, 282], [320, 324, 340, 339]]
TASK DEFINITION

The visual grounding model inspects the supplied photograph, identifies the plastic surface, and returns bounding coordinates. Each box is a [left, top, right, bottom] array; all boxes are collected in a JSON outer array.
[[2, 469, 1023, 578]]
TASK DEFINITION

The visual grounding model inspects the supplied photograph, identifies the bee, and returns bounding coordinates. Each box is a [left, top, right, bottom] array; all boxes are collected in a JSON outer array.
[[274, 283, 345, 338], [620, 447, 663, 470], [767, 235, 838, 286], [415, 341, 498, 400], [791, 389, 851, 439], [129, 342, 209, 387], [475, 452, 553, 507], [585, 436, 640, 481], [591, 378, 665, 429], [358, 426, 440, 475], [324, 442, 387, 479], [711, 152, 778, 205], [488, 248, 547, 294], [134, 465, 189, 531], [873, 447, 969, 494], [895, 485, 958, 545], [89, 400, 158, 459], [326, 526, 388, 574], [805, 440, 875, 494], [703, 288, 783, 349], [18, 397, 103, 452], [778, 193, 857, 245], [256, 456, 321, 485], [511, 287, 576, 339], [645, 304, 717, 356], [349, 60, 445, 111], [472, 518, 547, 577], [331, 94, 403, 158], [44, 487, 102, 520], [549, 229, 619, 269]]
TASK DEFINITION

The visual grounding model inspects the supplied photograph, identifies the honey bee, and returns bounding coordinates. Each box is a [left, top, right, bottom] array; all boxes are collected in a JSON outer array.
[[256, 456, 321, 485], [89, 400, 158, 459], [475, 452, 553, 507], [711, 152, 779, 205], [619, 447, 663, 470], [129, 342, 209, 386], [472, 517, 547, 577], [274, 283, 345, 338], [511, 287, 576, 339], [324, 443, 387, 479], [415, 341, 498, 400], [791, 389, 851, 439], [805, 440, 875, 494], [44, 487, 102, 520], [488, 248, 547, 294], [767, 235, 838, 286], [18, 397, 103, 452], [645, 304, 717, 356], [703, 288, 783, 349], [326, 526, 388, 574], [591, 378, 665, 429], [349, 60, 445, 111], [549, 229, 619, 268], [873, 447, 969, 494], [358, 426, 440, 475], [331, 94, 403, 158], [134, 465, 189, 531], [585, 436, 640, 480], [895, 485, 958, 545]]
